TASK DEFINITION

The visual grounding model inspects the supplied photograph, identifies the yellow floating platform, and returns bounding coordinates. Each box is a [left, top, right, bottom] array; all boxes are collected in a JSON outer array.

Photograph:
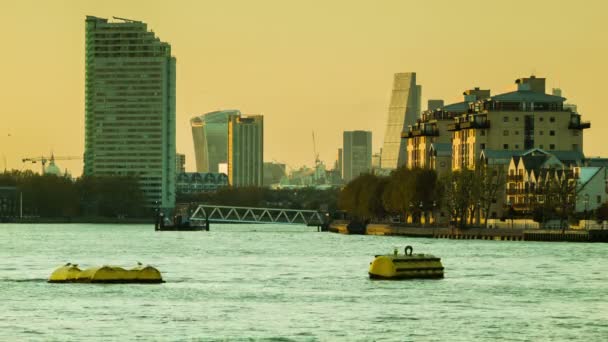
[[369, 246, 444, 280], [48, 263, 164, 284]]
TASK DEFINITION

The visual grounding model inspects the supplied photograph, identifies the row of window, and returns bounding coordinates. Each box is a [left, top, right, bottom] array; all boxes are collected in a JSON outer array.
[[503, 130, 557, 136], [503, 116, 557, 122], [499, 143, 579, 151]]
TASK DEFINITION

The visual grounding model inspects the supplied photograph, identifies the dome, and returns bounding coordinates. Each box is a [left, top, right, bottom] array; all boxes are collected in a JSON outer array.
[[45, 160, 62, 176]]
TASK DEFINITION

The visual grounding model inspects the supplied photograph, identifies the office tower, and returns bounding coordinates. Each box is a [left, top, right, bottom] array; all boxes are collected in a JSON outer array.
[[191, 110, 241, 173], [263, 162, 286, 187], [176, 153, 186, 174], [427, 99, 444, 111], [228, 115, 264, 187], [380, 72, 421, 169], [343, 131, 372, 182], [84, 16, 176, 210]]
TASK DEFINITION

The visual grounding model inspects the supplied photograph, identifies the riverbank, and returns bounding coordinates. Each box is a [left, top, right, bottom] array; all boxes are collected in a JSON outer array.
[[0, 217, 152, 224], [329, 221, 608, 242]]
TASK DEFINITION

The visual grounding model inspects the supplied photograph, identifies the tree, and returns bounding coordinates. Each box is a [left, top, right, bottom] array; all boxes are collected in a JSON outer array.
[[440, 169, 476, 228], [476, 164, 505, 227], [544, 169, 577, 232], [381, 166, 414, 220], [596, 202, 608, 223]]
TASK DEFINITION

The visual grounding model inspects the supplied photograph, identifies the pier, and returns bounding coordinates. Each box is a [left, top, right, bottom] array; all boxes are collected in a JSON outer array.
[[189, 204, 328, 230]]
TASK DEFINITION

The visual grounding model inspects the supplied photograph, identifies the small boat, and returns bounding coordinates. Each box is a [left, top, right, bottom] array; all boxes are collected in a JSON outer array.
[[155, 213, 209, 231], [368, 246, 444, 280], [48, 263, 164, 284]]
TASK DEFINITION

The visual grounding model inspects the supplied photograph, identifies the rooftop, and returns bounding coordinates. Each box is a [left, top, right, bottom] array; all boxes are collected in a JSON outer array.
[[488, 90, 565, 103]]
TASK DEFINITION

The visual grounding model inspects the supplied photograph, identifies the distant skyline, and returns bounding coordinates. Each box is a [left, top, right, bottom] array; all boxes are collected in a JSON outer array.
[[1, 0, 608, 176]]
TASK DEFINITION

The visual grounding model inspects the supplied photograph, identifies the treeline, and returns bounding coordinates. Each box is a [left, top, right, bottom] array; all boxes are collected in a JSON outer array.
[[338, 166, 503, 228], [339, 165, 607, 228], [177, 187, 340, 212], [0, 170, 146, 218]]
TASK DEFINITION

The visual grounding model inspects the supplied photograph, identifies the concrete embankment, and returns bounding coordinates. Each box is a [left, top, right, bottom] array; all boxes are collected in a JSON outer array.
[[330, 221, 608, 242]]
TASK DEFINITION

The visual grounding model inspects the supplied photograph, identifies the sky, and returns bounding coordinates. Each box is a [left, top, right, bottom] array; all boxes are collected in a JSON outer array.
[[1, 0, 607, 176]]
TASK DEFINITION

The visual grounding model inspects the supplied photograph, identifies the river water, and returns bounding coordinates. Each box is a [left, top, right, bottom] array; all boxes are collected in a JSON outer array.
[[0, 224, 606, 341]]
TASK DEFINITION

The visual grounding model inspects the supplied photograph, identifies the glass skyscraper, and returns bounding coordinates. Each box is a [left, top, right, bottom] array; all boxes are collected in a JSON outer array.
[[190, 110, 241, 173], [84, 16, 176, 211], [380, 72, 421, 169]]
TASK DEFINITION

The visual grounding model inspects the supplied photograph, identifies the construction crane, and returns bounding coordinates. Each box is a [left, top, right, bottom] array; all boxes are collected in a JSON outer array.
[[312, 131, 320, 167], [22, 154, 81, 175]]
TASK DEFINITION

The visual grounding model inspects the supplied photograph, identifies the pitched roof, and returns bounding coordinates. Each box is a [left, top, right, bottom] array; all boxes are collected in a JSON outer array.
[[550, 150, 585, 165], [520, 155, 550, 172], [577, 167, 602, 189], [489, 90, 565, 103]]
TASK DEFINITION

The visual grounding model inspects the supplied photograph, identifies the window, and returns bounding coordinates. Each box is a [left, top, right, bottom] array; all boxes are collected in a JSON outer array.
[[515, 117, 520, 122], [599, 196, 603, 204], [515, 130, 519, 135], [503, 116, 509, 122], [550, 117, 555, 122], [503, 130, 509, 136], [549, 144, 555, 150], [539, 131, 544, 136], [503, 144, 509, 149], [550, 130, 555, 136], [539, 144, 544, 149], [572, 144, 579, 151], [481, 130, 486, 136], [515, 144, 520, 149], [539, 117, 544, 122], [481, 143, 486, 149]]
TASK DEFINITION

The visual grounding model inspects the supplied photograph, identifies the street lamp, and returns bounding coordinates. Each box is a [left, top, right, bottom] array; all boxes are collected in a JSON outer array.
[[432, 201, 437, 226], [477, 200, 481, 227], [409, 202, 413, 224], [507, 200, 514, 229]]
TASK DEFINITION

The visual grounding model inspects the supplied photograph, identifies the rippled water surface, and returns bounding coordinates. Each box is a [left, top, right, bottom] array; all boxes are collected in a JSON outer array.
[[1, 224, 607, 341]]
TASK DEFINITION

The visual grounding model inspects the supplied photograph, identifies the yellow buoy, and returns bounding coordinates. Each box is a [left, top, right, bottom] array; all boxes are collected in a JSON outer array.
[[48, 263, 164, 284], [369, 246, 444, 280]]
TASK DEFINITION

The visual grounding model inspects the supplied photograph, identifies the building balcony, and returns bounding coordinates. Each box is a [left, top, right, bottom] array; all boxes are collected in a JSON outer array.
[[507, 175, 523, 182], [506, 189, 526, 195], [402, 127, 439, 138], [447, 123, 460, 131], [459, 120, 490, 129], [568, 121, 591, 129]]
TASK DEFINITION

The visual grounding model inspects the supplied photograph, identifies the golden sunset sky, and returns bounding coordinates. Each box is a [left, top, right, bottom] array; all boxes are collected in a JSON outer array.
[[1, 0, 607, 176]]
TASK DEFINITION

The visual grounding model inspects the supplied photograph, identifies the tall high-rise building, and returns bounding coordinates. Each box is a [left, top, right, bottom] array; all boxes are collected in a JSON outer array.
[[380, 72, 421, 169], [228, 115, 264, 187], [191, 110, 241, 173], [84, 16, 176, 211], [343, 131, 372, 182]]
